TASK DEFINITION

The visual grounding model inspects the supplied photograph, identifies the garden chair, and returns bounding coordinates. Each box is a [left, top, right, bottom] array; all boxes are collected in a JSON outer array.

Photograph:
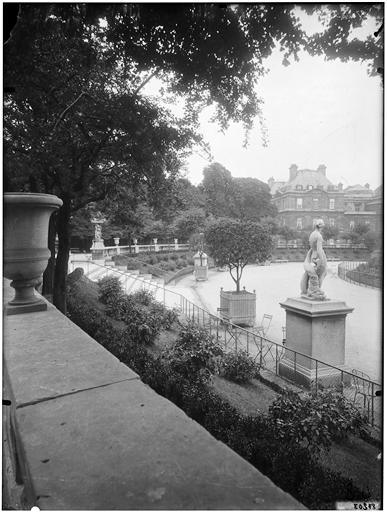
[[352, 369, 372, 413], [255, 314, 273, 337]]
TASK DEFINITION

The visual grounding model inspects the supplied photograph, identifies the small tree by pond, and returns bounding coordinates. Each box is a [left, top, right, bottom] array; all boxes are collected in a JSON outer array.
[[204, 218, 273, 292]]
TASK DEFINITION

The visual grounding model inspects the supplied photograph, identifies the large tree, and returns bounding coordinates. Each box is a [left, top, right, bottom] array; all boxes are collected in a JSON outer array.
[[201, 163, 238, 218]]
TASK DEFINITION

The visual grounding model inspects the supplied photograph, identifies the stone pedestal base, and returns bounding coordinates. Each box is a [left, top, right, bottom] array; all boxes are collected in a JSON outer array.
[[279, 297, 353, 389], [278, 358, 351, 389], [5, 301, 47, 316]]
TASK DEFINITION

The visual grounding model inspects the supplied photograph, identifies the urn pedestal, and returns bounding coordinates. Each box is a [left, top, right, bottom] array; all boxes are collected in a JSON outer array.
[[4, 193, 63, 315], [279, 297, 353, 388]]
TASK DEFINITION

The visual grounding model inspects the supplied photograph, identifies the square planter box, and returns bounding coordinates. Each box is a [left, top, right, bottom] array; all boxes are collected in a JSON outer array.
[[195, 265, 208, 281], [219, 289, 256, 327]]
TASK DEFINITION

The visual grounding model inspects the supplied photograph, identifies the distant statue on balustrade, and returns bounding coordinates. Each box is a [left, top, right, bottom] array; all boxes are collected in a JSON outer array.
[[300, 219, 328, 301], [94, 224, 102, 242]]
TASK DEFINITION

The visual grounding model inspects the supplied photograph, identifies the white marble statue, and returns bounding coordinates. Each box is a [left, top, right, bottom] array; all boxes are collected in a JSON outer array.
[[300, 219, 328, 300]]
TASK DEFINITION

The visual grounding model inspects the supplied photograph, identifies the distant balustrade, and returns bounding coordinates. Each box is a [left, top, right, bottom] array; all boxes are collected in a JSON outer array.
[[95, 242, 190, 258]]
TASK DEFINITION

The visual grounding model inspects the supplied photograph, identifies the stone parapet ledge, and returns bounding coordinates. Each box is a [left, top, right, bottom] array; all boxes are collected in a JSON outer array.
[[3, 280, 303, 510]]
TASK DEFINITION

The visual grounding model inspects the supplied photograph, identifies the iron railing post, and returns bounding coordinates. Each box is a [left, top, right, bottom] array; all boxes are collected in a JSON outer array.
[[315, 360, 318, 393], [260, 336, 263, 368]]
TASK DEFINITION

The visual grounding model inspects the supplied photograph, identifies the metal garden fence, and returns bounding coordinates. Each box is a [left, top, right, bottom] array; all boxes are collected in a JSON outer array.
[[338, 261, 381, 289]]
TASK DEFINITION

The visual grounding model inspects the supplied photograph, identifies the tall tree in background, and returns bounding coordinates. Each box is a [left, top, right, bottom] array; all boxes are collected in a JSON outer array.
[[232, 177, 277, 221], [201, 163, 238, 218]]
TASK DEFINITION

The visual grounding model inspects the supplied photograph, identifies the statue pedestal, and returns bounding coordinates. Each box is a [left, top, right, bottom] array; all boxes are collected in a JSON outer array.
[[279, 297, 353, 389]]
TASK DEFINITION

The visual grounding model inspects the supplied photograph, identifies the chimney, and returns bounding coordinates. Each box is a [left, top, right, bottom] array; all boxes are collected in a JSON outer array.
[[317, 164, 326, 176], [289, 164, 298, 181], [365, 183, 370, 189], [268, 177, 274, 188], [338, 182, 343, 191]]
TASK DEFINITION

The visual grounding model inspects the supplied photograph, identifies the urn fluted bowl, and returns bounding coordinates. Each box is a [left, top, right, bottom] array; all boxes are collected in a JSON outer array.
[[4, 192, 63, 311]]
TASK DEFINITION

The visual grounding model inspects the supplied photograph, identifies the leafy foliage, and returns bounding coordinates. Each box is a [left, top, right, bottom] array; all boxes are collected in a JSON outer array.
[[97, 276, 178, 343], [164, 323, 224, 383], [204, 218, 273, 291], [221, 351, 259, 383], [267, 390, 369, 455]]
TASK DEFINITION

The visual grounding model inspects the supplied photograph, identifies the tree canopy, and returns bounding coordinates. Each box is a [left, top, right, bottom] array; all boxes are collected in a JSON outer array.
[[204, 218, 273, 292]]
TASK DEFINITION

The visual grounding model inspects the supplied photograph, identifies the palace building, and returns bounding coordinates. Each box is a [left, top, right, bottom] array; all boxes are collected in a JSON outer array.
[[269, 164, 380, 233]]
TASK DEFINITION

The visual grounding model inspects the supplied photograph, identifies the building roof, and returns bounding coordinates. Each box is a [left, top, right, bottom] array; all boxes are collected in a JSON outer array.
[[344, 184, 373, 194], [286, 169, 333, 191]]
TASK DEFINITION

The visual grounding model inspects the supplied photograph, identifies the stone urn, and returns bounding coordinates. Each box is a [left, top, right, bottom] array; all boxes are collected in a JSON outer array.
[[4, 192, 63, 314]]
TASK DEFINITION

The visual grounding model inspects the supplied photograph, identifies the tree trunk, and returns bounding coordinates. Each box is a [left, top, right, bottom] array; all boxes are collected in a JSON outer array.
[[42, 212, 57, 297], [53, 198, 71, 314]]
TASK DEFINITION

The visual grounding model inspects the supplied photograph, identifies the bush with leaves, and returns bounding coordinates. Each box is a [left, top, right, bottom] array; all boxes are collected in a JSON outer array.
[[164, 322, 224, 382], [267, 390, 369, 455], [98, 276, 124, 305], [130, 288, 155, 307], [221, 350, 259, 383]]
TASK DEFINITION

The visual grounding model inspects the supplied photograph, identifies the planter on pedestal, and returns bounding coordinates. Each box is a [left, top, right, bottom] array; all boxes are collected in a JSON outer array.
[[219, 287, 256, 327], [4, 192, 63, 315]]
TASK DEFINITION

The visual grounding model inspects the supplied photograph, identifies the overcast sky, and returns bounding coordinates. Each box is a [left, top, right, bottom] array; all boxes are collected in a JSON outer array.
[[181, 11, 383, 191]]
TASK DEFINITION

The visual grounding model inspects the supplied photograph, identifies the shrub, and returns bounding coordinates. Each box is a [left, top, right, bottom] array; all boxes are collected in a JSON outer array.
[[221, 350, 259, 383], [167, 261, 176, 271], [98, 276, 123, 305], [130, 289, 155, 307], [149, 254, 158, 265], [176, 258, 186, 268], [298, 465, 371, 509], [148, 302, 179, 330], [267, 390, 369, 455], [126, 260, 140, 270], [166, 322, 224, 382]]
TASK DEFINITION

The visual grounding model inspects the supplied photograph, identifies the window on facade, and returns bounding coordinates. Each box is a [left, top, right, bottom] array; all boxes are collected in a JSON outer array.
[[307, 185, 313, 190], [313, 198, 319, 209], [329, 218, 335, 227], [329, 199, 335, 210], [296, 218, 302, 230], [350, 221, 355, 230], [313, 218, 319, 227], [296, 198, 303, 209], [296, 185, 303, 190]]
